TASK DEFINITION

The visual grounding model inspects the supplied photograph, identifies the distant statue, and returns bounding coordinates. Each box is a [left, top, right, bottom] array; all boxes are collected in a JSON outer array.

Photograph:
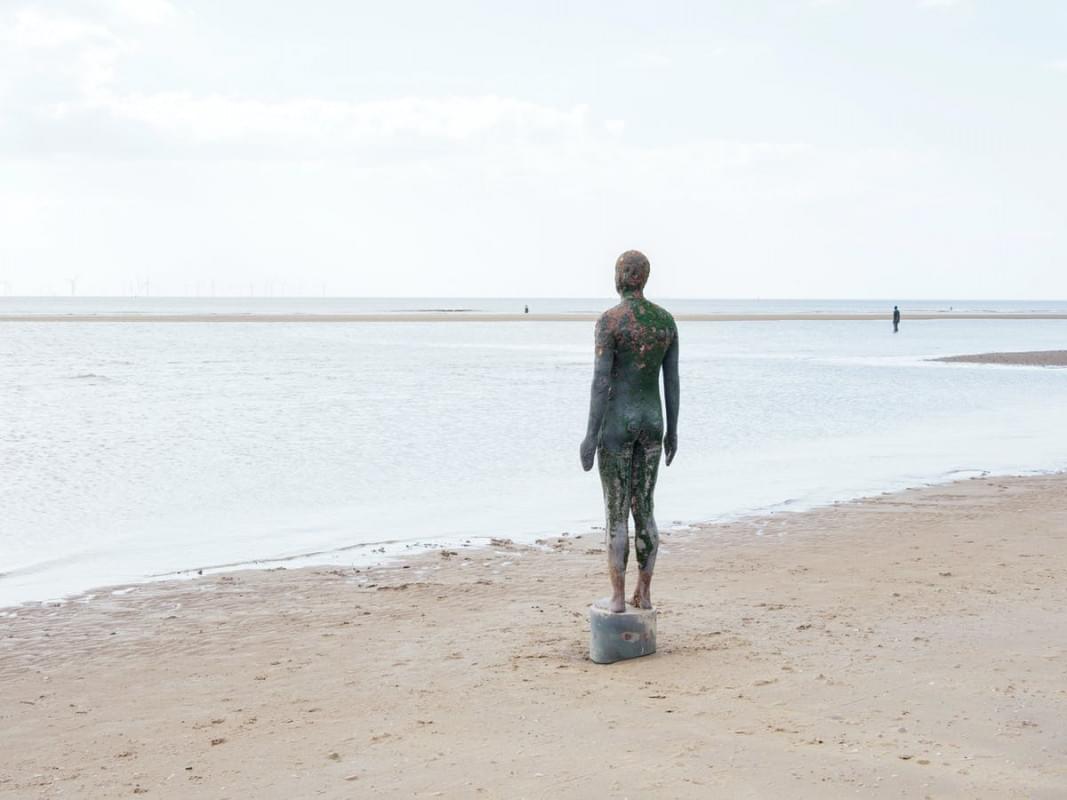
[[524, 304, 529, 314], [893, 305, 900, 333], [580, 250, 679, 613]]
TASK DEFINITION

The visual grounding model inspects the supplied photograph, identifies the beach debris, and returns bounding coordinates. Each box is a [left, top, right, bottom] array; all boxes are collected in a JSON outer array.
[[210, 737, 226, 746]]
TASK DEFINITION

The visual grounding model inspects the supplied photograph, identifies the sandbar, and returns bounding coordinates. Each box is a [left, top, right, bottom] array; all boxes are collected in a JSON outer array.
[[934, 350, 1067, 366], [3, 312, 1067, 323]]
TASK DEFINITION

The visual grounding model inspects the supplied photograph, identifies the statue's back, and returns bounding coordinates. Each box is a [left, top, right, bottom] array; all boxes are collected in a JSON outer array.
[[597, 297, 677, 387]]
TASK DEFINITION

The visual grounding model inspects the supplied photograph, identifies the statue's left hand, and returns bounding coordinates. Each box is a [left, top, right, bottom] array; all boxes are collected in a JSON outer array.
[[580, 436, 596, 472], [664, 431, 678, 466]]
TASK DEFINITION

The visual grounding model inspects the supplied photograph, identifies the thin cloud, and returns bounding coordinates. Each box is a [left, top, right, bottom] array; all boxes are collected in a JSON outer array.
[[0, 7, 124, 100], [1, 6, 800, 166], [97, 0, 177, 26], [2, 7, 117, 48], [96, 92, 593, 152]]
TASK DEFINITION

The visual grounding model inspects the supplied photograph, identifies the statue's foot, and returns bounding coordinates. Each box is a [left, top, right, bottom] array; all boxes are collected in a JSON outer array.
[[609, 594, 626, 613], [629, 593, 652, 610]]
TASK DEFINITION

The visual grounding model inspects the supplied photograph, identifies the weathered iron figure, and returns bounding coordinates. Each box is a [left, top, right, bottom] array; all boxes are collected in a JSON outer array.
[[581, 250, 679, 613]]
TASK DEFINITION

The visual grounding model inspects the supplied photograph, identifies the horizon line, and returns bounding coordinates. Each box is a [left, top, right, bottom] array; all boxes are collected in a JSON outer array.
[[3, 295, 1067, 303]]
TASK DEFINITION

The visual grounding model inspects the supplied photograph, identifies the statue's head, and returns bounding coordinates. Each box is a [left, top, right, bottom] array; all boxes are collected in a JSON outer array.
[[615, 250, 650, 295]]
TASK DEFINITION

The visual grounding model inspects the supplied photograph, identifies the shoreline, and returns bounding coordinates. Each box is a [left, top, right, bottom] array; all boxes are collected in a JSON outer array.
[[2, 466, 1056, 612], [3, 473, 1065, 797], [5, 311, 1067, 323]]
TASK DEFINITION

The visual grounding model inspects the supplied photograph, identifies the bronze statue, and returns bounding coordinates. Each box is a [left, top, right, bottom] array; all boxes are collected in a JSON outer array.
[[581, 250, 679, 613]]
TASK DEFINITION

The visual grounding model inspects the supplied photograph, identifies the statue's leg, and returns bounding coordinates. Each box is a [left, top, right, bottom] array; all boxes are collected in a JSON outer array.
[[629, 438, 661, 610], [598, 445, 632, 613]]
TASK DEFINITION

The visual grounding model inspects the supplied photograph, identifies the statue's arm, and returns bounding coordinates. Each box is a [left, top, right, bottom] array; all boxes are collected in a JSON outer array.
[[663, 327, 679, 466], [580, 318, 614, 471]]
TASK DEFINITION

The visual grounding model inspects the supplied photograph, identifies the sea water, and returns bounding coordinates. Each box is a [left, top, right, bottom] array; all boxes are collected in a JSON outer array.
[[3, 300, 1067, 606]]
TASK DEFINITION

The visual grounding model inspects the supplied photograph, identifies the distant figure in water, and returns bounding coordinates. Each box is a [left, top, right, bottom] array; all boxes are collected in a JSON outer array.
[[893, 305, 901, 333], [581, 250, 679, 613], [524, 304, 529, 314]]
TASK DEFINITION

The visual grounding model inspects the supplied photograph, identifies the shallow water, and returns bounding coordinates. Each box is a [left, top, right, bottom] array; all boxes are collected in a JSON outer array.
[[3, 310, 1067, 606]]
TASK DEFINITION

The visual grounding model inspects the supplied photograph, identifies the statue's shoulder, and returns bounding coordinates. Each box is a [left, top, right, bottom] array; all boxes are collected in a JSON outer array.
[[596, 302, 627, 332], [645, 300, 678, 332]]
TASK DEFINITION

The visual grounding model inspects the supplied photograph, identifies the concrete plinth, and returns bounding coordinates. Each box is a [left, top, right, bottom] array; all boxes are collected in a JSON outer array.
[[589, 599, 657, 664]]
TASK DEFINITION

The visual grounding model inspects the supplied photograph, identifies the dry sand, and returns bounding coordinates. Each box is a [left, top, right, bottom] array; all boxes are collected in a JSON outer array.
[[2, 474, 1066, 798], [934, 351, 1067, 367], [4, 312, 1067, 323]]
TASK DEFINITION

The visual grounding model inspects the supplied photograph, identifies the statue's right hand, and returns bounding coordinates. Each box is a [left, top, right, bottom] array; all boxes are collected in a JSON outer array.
[[580, 436, 596, 472]]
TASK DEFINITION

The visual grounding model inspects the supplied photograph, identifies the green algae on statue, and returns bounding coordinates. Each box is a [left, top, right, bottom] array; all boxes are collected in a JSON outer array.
[[580, 250, 680, 614]]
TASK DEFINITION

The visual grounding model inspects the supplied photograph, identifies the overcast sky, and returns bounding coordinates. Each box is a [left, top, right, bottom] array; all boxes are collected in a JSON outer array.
[[1, 1, 1065, 298]]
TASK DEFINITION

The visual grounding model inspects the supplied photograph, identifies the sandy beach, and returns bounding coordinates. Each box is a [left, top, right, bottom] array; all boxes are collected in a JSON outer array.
[[2, 474, 1065, 798], [4, 312, 1067, 323]]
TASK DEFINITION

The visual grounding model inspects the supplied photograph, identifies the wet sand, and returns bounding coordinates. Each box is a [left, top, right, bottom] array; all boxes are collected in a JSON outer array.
[[2, 474, 1066, 798], [3, 312, 1067, 323], [935, 350, 1067, 367]]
